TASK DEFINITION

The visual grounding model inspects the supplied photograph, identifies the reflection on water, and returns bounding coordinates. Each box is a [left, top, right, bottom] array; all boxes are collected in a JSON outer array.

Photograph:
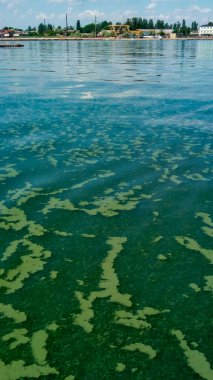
[[0, 40, 212, 380]]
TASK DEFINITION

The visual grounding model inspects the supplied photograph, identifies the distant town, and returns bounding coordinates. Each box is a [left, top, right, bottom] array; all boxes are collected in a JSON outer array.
[[1, 18, 213, 39]]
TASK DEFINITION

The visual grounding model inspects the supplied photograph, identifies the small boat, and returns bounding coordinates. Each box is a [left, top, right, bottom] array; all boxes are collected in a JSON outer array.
[[0, 44, 24, 48]]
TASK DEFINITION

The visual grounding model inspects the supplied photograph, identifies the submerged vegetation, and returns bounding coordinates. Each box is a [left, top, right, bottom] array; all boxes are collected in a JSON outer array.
[[0, 37, 212, 379]]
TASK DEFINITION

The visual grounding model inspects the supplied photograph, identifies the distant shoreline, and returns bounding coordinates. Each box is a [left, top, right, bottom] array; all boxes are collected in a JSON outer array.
[[0, 36, 213, 42]]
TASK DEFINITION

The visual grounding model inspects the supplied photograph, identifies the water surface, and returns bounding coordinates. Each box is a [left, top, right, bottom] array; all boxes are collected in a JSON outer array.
[[0, 40, 213, 380]]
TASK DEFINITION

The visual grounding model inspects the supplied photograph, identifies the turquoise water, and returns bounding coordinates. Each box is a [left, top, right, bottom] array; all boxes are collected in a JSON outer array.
[[0, 40, 212, 379]]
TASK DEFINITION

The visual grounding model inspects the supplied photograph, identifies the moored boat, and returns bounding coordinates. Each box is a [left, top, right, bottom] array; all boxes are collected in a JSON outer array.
[[0, 43, 24, 48]]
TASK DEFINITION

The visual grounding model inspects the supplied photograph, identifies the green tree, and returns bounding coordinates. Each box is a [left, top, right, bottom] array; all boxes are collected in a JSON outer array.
[[148, 19, 154, 29], [173, 21, 181, 33], [47, 23, 53, 31], [191, 21, 198, 31], [82, 23, 95, 34], [132, 17, 138, 30], [38, 23, 47, 35], [180, 19, 187, 35], [76, 20, 81, 31], [142, 19, 148, 28], [155, 19, 165, 29], [137, 18, 143, 29], [100, 21, 111, 30]]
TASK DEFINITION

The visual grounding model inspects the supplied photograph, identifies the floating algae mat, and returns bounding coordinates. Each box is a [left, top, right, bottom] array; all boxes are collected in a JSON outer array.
[[0, 40, 212, 379]]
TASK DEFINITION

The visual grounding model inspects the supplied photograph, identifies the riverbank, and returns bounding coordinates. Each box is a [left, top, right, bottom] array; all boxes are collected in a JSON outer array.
[[1, 36, 213, 42]]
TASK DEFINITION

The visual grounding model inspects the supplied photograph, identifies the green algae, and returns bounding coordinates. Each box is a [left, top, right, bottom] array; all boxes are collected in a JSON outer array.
[[82, 197, 139, 217], [115, 363, 126, 372], [0, 304, 27, 323], [189, 283, 201, 292], [104, 188, 114, 194], [0, 164, 19, 182], [39, 185, 152, 219], [201, 226, 213, 238], [50, 271, 58, 279], [122, 343, 156, 360], [171, 330, 213, 380], [47, 323, 59, 331], [81, 234, 96, 238], [74, 292, 96, 333], [48, 155, 58, 167], [159, 168, 169, 182], [0, 360, 59, 379], [31, 330, 48, 365], [204, 276, 213, 293], [115, 308, 169, 336], [79, 201, 89, 206], [7, 183, 42, 206], [54, 230, 73, 237], [0, 204, 29, 231], [115, 310, 152, 330], [157, 254, 167, 260], [196, 213, 213, 227], [153, 211, 159, 217], [0, 239, 51, 293], [82, 189, 152, 217], [74, 237, 132, 333], [41, 197, 77, 215], [153, 236, 163, 243], [170, 175, 182, 185], [0, 54, 212, 380], [72, 171, 114, 189], [175, 236, 213, 264], [159, 166, 182, 185], [2, 329, 30, 349], [195, 213, 213, 237], [0, 203, 46, 236], [99, 237, 132, 306], [184, 173, 207, 181], [152, 149, 162, 162]]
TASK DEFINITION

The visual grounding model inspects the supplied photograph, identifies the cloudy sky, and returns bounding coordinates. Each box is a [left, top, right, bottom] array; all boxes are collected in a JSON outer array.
[[0, 0, 212, 29]]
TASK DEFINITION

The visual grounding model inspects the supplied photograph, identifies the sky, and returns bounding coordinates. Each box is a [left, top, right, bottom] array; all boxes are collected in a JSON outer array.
[[0, 0, 212, 29]]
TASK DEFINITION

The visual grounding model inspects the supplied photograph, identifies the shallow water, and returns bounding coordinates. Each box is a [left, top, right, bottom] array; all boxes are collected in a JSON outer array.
[[0, 40, 212, 380]]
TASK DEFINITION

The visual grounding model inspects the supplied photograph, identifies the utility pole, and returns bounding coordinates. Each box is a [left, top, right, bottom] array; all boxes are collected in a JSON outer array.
[[66, 14, 68, 31], [94, 15, 97, 37]]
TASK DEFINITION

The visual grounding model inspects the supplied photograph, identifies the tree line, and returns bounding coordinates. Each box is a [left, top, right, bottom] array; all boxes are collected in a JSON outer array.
[[2, 18, 208, 37]]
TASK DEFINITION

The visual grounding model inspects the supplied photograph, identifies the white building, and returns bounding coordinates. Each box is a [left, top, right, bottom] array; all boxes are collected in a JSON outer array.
[[199, 24, 213, 36]]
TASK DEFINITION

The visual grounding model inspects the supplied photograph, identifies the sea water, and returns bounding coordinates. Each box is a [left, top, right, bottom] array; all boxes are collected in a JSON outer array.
[[0, 40, 212, 379]]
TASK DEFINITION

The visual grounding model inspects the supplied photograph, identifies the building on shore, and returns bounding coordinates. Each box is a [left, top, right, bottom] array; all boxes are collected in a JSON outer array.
[[109, 24, 130, 36], [0, 29, 19, 37], [199, 24, 213, 36]]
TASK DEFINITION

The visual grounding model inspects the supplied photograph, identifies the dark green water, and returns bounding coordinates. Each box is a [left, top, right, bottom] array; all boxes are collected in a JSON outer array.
[[0, 40, 212, 379]]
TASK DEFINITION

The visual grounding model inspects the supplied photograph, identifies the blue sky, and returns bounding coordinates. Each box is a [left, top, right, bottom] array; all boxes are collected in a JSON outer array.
[[0, 0, 212, 29]]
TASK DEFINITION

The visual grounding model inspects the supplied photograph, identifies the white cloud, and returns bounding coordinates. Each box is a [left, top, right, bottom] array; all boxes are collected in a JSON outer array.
[[78, 9, 105, 19], [67, 0, 80, 5], [48, 0, 64, 3], [158, 13, 169, 20], [146, 2, 156, 10], [7, 0, 23, 10], [122, 9, 138, 17], [36, 12, 55, 20], [110, 9, 138, 22], [190, 5, 211, 13]]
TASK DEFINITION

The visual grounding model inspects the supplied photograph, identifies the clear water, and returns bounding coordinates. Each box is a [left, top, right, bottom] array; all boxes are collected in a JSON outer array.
[[0, 40, 212, 380]]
